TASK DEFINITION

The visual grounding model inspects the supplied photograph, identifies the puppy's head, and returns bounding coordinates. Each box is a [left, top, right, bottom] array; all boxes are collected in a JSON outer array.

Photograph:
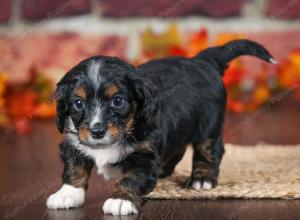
[[55, 56, 145, 148]]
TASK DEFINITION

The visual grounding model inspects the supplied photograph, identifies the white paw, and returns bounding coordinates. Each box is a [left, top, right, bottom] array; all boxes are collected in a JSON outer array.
[[46, 184, 85, 209], [103, 198, 138, 215], [192, 180, 213, 191]]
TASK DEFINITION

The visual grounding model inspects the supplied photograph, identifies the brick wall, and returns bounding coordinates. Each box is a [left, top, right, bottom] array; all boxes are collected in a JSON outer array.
[[22, 0, 91, 20], [1, 0, 300, 23], [0, 0, 11, 22], [0, 0, 299, 73]]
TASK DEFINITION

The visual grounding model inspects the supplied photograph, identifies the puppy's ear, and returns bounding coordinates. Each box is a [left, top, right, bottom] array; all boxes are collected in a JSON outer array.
[[127, 71, 157, 124], [127, 71, 149, 105], [55, 82, 68, 133]]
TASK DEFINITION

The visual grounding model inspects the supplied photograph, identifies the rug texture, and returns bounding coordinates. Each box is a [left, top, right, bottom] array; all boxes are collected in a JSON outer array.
[[148, 144, 300, 199]]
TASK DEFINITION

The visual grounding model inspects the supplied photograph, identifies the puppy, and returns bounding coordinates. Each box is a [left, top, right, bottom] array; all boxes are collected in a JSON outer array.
[[47, 39, 275, 215]]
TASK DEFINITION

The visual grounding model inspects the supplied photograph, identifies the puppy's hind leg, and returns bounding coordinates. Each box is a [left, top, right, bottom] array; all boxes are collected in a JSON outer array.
[[185, 136, 224, 190]]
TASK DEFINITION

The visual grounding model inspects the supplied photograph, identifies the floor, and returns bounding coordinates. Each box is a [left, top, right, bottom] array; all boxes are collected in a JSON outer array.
[[0, 98, 300, 220]]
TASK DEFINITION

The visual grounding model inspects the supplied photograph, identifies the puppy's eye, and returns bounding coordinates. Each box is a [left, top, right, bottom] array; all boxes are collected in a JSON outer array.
[[111, 96, 124, 108], [74, 99, 85, 111]]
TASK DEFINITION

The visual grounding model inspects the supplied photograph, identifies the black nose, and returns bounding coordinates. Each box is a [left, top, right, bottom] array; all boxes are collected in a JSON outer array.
[[90, 123, 106, 139]]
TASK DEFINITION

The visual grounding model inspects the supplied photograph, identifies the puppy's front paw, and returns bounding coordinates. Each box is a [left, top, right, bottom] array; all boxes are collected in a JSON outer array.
[[46, 184, 85, 209], [103, 198, 138, 215], [184, 177, 215, 191]]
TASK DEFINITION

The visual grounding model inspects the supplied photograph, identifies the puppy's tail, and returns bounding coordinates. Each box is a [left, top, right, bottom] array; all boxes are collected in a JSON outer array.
[[195, 39, 276, 76]]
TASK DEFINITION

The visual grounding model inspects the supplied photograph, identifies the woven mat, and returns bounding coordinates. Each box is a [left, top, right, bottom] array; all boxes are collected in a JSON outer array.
[[148, 144, 300, 199]]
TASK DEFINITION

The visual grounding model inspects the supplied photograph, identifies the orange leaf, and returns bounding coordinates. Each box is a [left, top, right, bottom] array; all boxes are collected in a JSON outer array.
[[36, 102, 56, 119]]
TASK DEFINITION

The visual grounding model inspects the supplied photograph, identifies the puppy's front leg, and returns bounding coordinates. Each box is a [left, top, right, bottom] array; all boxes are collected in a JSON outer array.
[[103, 147, 159, 215], [47, 142, 94, 209]]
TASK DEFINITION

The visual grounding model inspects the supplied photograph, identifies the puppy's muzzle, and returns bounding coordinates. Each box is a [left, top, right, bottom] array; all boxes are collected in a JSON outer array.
[[90, 123, 106, 139]]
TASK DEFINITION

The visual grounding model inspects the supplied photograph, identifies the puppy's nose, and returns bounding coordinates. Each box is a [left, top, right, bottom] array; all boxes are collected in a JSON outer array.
[[90, 123, 106, 139]]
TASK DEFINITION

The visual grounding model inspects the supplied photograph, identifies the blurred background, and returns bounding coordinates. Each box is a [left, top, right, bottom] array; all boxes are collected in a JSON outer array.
[[0, 0, 299, 144]]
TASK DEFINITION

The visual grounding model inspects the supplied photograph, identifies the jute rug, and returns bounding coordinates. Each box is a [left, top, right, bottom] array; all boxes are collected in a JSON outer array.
[[148, 144, 300, 199]]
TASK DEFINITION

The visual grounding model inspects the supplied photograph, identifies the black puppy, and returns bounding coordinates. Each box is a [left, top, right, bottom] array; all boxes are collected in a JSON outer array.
[[47, 40, 275, 215]]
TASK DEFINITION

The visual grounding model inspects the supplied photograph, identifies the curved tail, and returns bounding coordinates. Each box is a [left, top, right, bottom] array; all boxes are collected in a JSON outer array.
[[195, 39, 276, 75]]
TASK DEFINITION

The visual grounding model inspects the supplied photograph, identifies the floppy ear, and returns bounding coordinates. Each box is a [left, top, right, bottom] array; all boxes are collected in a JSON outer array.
[[55, 68, 82, 133], [127, 72, 149, 105], [55, 82, 68, 133], [127, 71, 154, 121]]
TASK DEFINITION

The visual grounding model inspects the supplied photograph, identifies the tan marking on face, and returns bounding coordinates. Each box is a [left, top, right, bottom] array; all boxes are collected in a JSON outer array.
[[79, 127, 89, 142], [105, 84, 119, 98], [75, 86, 87, 100], [70, 166, 89, 189], [125, 102, 137, 134], [107, 123, 120, 138], [125, 117, 134, 134]]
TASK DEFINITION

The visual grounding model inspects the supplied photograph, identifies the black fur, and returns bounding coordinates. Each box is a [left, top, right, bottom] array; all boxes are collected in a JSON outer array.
[[53, 39, 274, 212]]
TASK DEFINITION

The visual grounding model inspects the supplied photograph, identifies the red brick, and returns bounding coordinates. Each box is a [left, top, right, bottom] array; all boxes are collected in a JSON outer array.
[[0, 33, 127, 82], [266, 0, 300, 19], [100, 0, 246, 17], [198, 0, 246, 17], [22, 0, 91, 20], [0, 0, 11, 22]]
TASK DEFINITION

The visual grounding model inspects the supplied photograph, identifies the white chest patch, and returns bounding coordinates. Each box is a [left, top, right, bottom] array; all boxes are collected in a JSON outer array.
[[66, 132, 133, 180], [78, 144, 127, 178]]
